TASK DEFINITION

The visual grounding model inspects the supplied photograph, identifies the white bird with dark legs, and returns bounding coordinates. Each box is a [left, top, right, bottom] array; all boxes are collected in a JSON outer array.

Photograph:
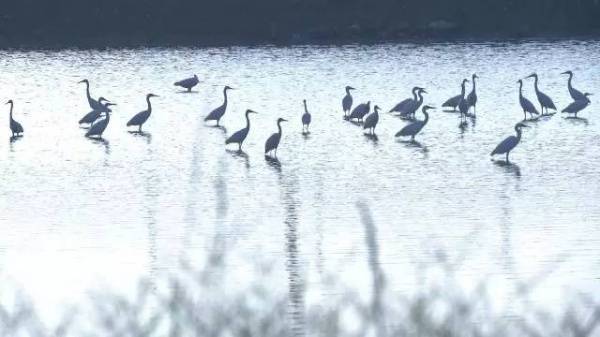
[[467, 74, 478, 115], [78, 79, 109, 111], [301, 99, 311, 133], [395, 105, 435, 141], [458, 79, 470, 120], [79, 98, 114, 125], [342, 86, 355, 116], [174, 75, 199, 92], [127, 93, 158, 132], [363, 105, 380, 135], [205, 86, 234, 126], [517, 79, 539, 120], [491, 122, 529, 162], [226, 109, 257, 151], [348, 101, 370, 123], [562, 93, 592, 118], [265, 117, 287, 158], [525, 73, 556, 115], [561, 70, 586, 101], [6, 100, 24, 137], [390, 87, 421, 114], [400, 88, 426, 119]]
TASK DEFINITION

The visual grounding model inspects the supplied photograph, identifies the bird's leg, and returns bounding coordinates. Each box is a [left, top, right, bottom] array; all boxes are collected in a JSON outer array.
[[138, 125, 142, 132], [506, 152, 509, 163]]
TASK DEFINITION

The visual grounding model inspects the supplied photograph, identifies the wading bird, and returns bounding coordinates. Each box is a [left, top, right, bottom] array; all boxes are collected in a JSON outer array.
[[301, 99, 311, 133], [467, 74, 478, 114], [458, 79, 470, 119], [127, 93, 159, 132], [79, 99, 114, 125], [400, 88, 426, 119], [226, 109, 257, 151], [174, 75, 199, 92], [86, 110, 111, 139], [442, 92, 462, 112], [205, 86, 234, 126], [395, 105, 436, 141], [348, 101, 371, 123], [491, 122, 529, 162], [342, 86, 355, 117], [265, 117, 287, 157], [517, 79, 539, 120], [525, 73, 556, 115], [390, 87, 421, 114], [6, 100, 24, 137], [363, 105, 380, 135], [561, 71, 586, 101], [78, 79, 109, 111], [562, 93, 592, 118]]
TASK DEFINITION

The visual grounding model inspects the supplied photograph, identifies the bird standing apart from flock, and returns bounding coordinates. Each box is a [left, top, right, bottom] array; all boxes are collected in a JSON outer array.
[[205, 86, 234, 126], [491, 123, 529, 162], [342, 86, 355, 117], [525, 73, 556, 115], [6, 100, 24, 137], [79, 98, 113, 126], [395, 105, 435, 141], [265, 118, 287, 158], [302, 100, 311, 133], [127, 93, 158, 132], [363, 105, 380, 135], [517, 79, 539, 120], [348, 101, 371, 123], [467, 74, 478, 115], [174, 75, 199, 92], [226, 109, 257, 151]]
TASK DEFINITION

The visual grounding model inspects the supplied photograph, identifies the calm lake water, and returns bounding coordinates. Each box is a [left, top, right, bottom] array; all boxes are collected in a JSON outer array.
[[0, 40, 599, 324]]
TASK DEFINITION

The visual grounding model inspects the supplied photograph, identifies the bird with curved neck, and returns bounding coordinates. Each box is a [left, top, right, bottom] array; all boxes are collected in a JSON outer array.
[[517, 79, 539, 120], [79, 98, 115, 125], [301, 99, 311, 133], [395, 105, 436, 141], [390, 86, 421, 114], [6, 100, 24, 137], [127, 93, 159, 132], [205, 86, 234, 126], [491, 123, 530, 162], [342, 86, 355, 117], [562, 93, 592, 118], [525, 73, 556, 115], [78, 79, 108, 111], [400, 88, 426, 119], [363, 105, 380, 135], [265, 117, 288, 157], [86, 109, 112, 138], [561, 71, 585, 101], [226, 109, 257, 151], [458, 79, 470, 120], [467, 74, 478, 115]]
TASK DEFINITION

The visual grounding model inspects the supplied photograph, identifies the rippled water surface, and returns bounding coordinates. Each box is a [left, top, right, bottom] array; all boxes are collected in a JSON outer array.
[[0, 40, 599, 322]]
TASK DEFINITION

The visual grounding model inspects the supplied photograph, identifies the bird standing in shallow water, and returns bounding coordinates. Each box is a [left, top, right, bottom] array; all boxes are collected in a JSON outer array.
[[342, 86, 355, 117], [174, 75, 199, 92], [395, 105, 435, 141], [400, 88, 426, 120], [265, 117, 287, 158], [561, 70, 586, 101], [127, 93, 159, 132], [226, 109, 257, 151], [205, 86, 234, 126], [363, 105, 380, 135], [467, 74, 478, 115], [6, 100, 24, 137], [517, 79, 539, 120], [525, 73, 556, 115], [86, 110, 112, 139], [78, 79, 109, 111], [301, 99, 311, 133], [562, 93, 592, 118], [348, 101, 371, 123], [491, 122, 529, 162], [391, 87, 421, 114], [458, 79, 470, 120], [79, 99, 114, 126]]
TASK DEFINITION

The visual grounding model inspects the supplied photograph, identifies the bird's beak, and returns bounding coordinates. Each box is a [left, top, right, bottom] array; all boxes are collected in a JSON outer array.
[[282, 119, 288, 122], [521, 124, 530, 128], [5, 101, 9, 105], [78, 80, 85, 83], [422, 90, 428, 94], [525, 74, 534, 78], [560, 71, 568, 75]]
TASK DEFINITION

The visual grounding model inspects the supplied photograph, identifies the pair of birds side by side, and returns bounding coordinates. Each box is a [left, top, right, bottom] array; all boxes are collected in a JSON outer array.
[[223, 109, 288, 158], [560, 71, 592, 118], [442, 74, 478, 117]]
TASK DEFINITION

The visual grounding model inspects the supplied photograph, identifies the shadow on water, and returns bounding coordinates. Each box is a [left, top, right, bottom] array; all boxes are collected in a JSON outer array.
[[265, 156, 282, 174], [177, 90, 199, 94], [207, 125, 228, 135], [88, 137, 110, 155], [301, 131, 311, 138], [128, 130, 153, 144], [363, 133, 378, 144], [227, 149, 250, 169], [493, 160, 521, 177], [565, 116, 589, 125], [9, 135, 23, 144]]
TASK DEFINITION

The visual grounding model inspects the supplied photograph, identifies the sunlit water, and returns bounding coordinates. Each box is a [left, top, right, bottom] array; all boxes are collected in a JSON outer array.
[[0, 40, 599, 325]]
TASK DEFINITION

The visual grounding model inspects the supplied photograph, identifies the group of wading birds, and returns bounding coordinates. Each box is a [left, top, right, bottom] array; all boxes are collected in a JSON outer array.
[[5, 71, 592, 162]]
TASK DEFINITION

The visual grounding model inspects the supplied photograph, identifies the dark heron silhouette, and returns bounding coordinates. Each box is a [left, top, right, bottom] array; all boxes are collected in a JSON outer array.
[[517, 79, 539, 120], [174, 75, 199, 92], [226, 109, 257, 151], [458, 79, 470, 120], [561, 71, 586, 101], [127, 93, 159, 132], [342, 86, 355, 117], [390, 86, 422, 113], [525, 73, 556, 115], [363, 105, 380, 135], [348, 101, 371, 123], [400, 88, 426, 119], [395, 105, 436, 141], [79, 99, 114, 125], [467, 74, 478, 115], [491, 122, 529, 162], [205, 86, 234, 126], [442, 92, 462, 112], [78, 79, 109, 111], [265, 117, 288, 157], [562, 93, 592, 118], [301, 99, 311, 133], [86, 111, 111, 138], [6, 100, 24, 137]]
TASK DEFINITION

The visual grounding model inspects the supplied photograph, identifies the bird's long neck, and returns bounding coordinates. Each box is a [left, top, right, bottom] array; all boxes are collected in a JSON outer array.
[[533, 76, 539, 93], [515, 126, 522, 141], [472, 77, 477, 92], [518, 82, 523, 97], [223, 89, 229, 107], [423, 110, 429, 124], [346, 88, 351, 95], [303, 101, 308, 114], [8, 102, 13, 121], [461, 84, 466, 98], [567, 73, 573, 89], [245, 112, 251, 130], [412, 89, 418, 100], [277, 121, 283, 136], [417, 91, 424, 103], [85, 82, 92, 102]]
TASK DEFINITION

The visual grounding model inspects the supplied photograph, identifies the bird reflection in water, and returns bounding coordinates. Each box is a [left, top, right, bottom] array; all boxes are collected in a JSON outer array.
[[226, 149, 250, 169], [493, 160, 521, 177], [364, 133, 378, 143], [128, 130, 152, 144], [89, 137, 110, 155], [265, 155, 282, 174], [565, 116, 589, 125]]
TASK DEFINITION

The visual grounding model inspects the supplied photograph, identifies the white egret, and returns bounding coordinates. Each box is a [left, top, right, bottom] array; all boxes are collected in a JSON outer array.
[[127, 93, 159, 132]]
